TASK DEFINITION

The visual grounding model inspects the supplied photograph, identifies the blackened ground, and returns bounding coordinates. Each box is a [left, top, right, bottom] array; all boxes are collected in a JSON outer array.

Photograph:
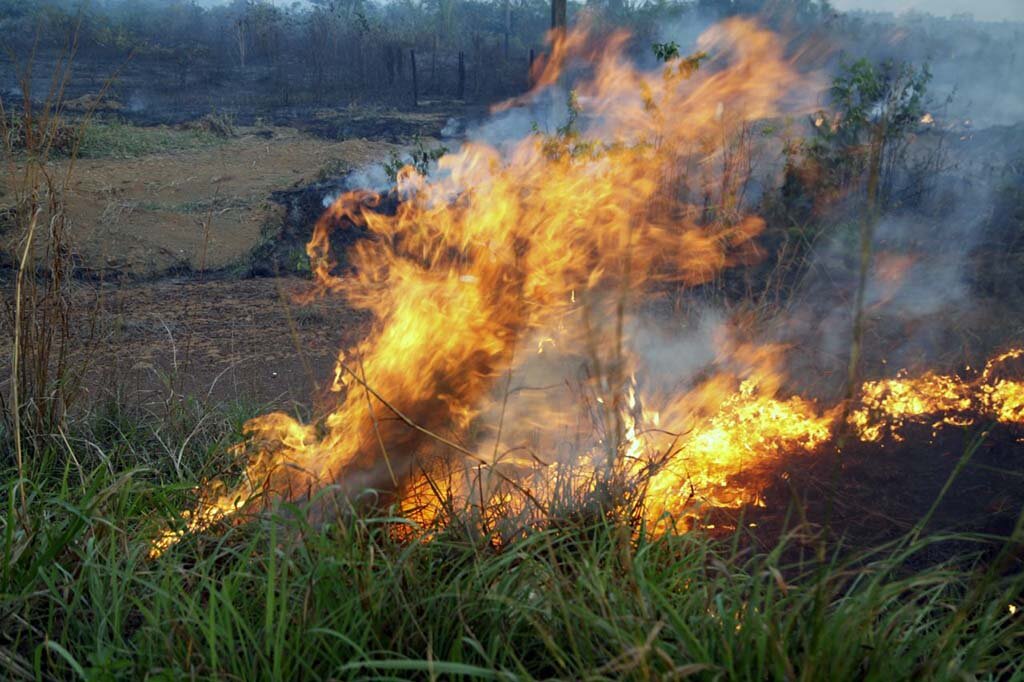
[[723, 421, 1024, 569]]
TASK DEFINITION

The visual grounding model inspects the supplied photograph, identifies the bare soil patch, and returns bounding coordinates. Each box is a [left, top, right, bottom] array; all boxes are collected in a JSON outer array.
[[39, 128, 400, 278], [80, 276, 369, 410]]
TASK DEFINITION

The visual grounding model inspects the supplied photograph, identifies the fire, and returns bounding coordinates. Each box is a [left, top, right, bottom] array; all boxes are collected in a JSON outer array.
[[850, 349, 1024, 442], [981, 348, 1024, 424], [148, 20, 1024, 556], [387, 344, 1024, 540], [641, 376, 837, 527], [850, 374, 972, 442]]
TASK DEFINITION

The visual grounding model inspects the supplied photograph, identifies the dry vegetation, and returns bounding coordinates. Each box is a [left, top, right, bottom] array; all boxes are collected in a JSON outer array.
[[1, 1, 1023, 680]]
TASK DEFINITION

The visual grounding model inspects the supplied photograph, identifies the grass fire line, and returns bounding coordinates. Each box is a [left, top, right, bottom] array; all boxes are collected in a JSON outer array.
[[150, 20, 1024, 558]]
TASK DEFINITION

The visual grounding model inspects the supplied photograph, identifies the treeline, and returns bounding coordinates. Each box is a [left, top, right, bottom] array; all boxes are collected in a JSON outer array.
[[0, 0, 839, 108], [0, 0, 557, 106], [0, 0, 1016, 113]]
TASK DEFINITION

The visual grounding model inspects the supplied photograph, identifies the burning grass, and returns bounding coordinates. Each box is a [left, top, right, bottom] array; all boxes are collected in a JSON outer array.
[[3, 14, 1023, 681], [148, 19, 1024, 557], [149, 17, 817, 553], [1, 421, 1023, 680]]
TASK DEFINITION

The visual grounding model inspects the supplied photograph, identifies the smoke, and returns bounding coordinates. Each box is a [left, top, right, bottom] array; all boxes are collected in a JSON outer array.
[[832, 0, 1024, 22], [343, 8, 1016, 401], [466, 88, 573, 151], [846, 17, 1024, 128], [768, 142, 1016, 400], [148, 11, 1024, 554]]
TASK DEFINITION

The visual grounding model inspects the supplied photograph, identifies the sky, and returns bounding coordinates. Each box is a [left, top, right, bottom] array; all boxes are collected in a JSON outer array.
[[830, 0, 1024, 22]]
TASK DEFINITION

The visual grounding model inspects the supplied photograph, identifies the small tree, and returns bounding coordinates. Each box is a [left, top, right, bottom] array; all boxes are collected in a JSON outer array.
[[793, 58, 931, 212]]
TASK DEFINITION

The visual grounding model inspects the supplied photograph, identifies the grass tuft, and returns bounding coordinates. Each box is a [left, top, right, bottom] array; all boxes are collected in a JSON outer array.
[[77, 121, 224, 159]]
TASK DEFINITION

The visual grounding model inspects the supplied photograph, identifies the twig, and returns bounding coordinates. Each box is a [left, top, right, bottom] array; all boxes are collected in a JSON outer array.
[[359, 355, 397, 488], [336, 361, 549, 515], [10, 207, 41, 519]]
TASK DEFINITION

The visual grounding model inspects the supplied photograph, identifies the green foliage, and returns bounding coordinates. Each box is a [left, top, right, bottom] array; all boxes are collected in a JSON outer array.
[[653, 41, 708, 77], [652, 40, 681, 62], [531, 90, 608, 161], [290, 246, 311, 274], [383, 136, 449, 183], [818, 57, 930, 157], [783, 57, 932, 217], [77, 121, 223, 159]]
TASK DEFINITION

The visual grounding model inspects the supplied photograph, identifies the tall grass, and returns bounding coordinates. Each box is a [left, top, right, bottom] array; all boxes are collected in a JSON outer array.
[[1, 37, 88, 512], [0, 404, 1021, 680], [76, 121, 224, 160]]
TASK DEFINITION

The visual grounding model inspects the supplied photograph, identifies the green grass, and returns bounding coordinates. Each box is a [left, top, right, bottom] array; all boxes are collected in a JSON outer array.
[[77, 121, 224, 160], [133, 196, 252, 215], [316, 157, 352, 182], [1, 402, 1022, 680]]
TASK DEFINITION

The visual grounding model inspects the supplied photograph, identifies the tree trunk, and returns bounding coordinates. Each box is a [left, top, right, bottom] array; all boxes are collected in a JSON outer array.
[[551, 0, 567, 33], [504, 0, 511, 60], [457, 51, 465, 100], [410, 49, 419, 106]]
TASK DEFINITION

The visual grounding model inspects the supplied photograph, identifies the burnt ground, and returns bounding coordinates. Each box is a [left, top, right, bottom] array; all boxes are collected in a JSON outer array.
[[0, 105, 474, 279], [719, 422, 1024, 569], [55, 130, 398, 278], [0, 100, 462, 418]]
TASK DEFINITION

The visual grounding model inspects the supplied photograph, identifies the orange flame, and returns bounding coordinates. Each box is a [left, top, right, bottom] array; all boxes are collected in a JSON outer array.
[[148, 21, 1023, 556], [850, 349, 1024, 442]]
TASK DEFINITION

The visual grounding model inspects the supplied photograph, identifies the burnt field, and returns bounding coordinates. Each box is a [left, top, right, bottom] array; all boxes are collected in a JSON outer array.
[[2, 0, 1024, 679]]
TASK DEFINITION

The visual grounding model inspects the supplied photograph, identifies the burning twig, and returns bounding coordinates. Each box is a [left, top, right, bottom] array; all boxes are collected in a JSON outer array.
[[335, 361, 550, 516]]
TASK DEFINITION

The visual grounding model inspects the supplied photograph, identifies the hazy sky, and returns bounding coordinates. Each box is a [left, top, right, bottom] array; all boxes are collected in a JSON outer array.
[[194, 0, 1024, 23], [831, 0, 1024, 22]]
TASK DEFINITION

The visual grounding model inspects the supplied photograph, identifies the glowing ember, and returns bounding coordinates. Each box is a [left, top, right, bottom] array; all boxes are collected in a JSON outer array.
[[851, 348, 1024, 442], [849, 374, 972, 442]]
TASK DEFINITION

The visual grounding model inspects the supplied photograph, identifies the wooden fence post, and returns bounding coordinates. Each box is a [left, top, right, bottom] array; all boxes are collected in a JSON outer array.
[[551, 0, 567, 33], [410, 49, 418, 106], [504, 0, 511, 61], [457, 51, 465, 100]]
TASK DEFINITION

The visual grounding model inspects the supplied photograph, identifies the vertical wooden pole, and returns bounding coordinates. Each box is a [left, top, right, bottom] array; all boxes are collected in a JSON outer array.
[[551, 0, 567, 33], [457, 51, 465, 100], [504, 0, 511, 61], [430, 35, 438, 93], [410, 49, 418, 106]]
